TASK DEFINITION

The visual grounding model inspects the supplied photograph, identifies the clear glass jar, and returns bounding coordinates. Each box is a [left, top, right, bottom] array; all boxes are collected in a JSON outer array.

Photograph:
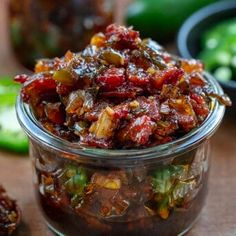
[[16, 73, 225, 236], [8, 0, 114, 69]]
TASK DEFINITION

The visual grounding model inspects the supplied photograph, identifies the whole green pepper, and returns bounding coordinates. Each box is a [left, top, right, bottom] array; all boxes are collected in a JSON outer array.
[[0, 76, 28, 153], [125, 0, 219, 42]]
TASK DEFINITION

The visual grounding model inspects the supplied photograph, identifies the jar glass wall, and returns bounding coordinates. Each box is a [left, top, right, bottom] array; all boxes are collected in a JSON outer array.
[[16, 73, 225, 236], [30, 138, 210, 236], [8, 0, 114, 68]]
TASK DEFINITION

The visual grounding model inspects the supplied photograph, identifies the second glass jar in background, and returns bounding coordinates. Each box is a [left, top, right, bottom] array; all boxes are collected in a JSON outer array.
[[8, 0, 114, 69]]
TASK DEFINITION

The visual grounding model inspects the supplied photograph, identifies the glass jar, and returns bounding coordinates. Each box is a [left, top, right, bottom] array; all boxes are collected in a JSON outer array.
[[16, 73, 225, 236], [8, 0, 114, 69]]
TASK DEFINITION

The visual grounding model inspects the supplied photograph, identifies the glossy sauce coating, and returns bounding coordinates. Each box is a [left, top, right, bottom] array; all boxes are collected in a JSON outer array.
[[16, 24, 231, 149]]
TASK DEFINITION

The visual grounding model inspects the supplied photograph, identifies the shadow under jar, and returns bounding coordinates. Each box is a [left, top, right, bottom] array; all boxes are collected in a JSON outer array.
[[16, 73, 225, 236], [8, 0, 114, 69]]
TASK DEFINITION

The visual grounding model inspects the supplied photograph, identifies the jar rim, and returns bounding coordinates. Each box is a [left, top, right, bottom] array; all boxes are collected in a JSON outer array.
[[16, 72, 225, 161]]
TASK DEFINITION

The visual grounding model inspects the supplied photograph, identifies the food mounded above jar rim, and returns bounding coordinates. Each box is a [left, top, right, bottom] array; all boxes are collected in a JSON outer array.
[[15, 24, 231, 149]]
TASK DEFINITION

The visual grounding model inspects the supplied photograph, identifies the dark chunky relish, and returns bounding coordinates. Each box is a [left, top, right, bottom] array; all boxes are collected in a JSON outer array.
[[16, 24, 231, 149], [0, 186, 20, 236]]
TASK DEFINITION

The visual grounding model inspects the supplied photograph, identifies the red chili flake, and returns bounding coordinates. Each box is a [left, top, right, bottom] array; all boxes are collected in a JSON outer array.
[[119, 115, 154, 145], [190, 93, 209, 119], [134, 97, 161, 122], [105, 24, 140, 50], [97, 68, 125, 91], [151, 67, 184, 89], [30, 77, 57, 91], [14, 74, 29, 84], [126, 64, 149, 86], [21, 74, 57, 102], [113, 104, 129, 119]]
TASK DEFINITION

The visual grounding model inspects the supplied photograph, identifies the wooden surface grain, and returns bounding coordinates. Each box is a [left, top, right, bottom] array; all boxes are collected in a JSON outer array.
[[1, 118, 236, 236], [0, 0, 236, 235]]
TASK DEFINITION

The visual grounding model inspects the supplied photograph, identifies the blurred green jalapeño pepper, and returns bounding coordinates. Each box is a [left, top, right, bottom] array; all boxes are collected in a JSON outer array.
[[0, 76, 28, 153], [125, 0, 219, 42]]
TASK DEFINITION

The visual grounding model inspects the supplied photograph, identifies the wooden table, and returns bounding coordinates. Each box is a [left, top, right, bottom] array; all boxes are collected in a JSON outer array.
[[1, 118, 236, 236], [0, 0, 236, 235]]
